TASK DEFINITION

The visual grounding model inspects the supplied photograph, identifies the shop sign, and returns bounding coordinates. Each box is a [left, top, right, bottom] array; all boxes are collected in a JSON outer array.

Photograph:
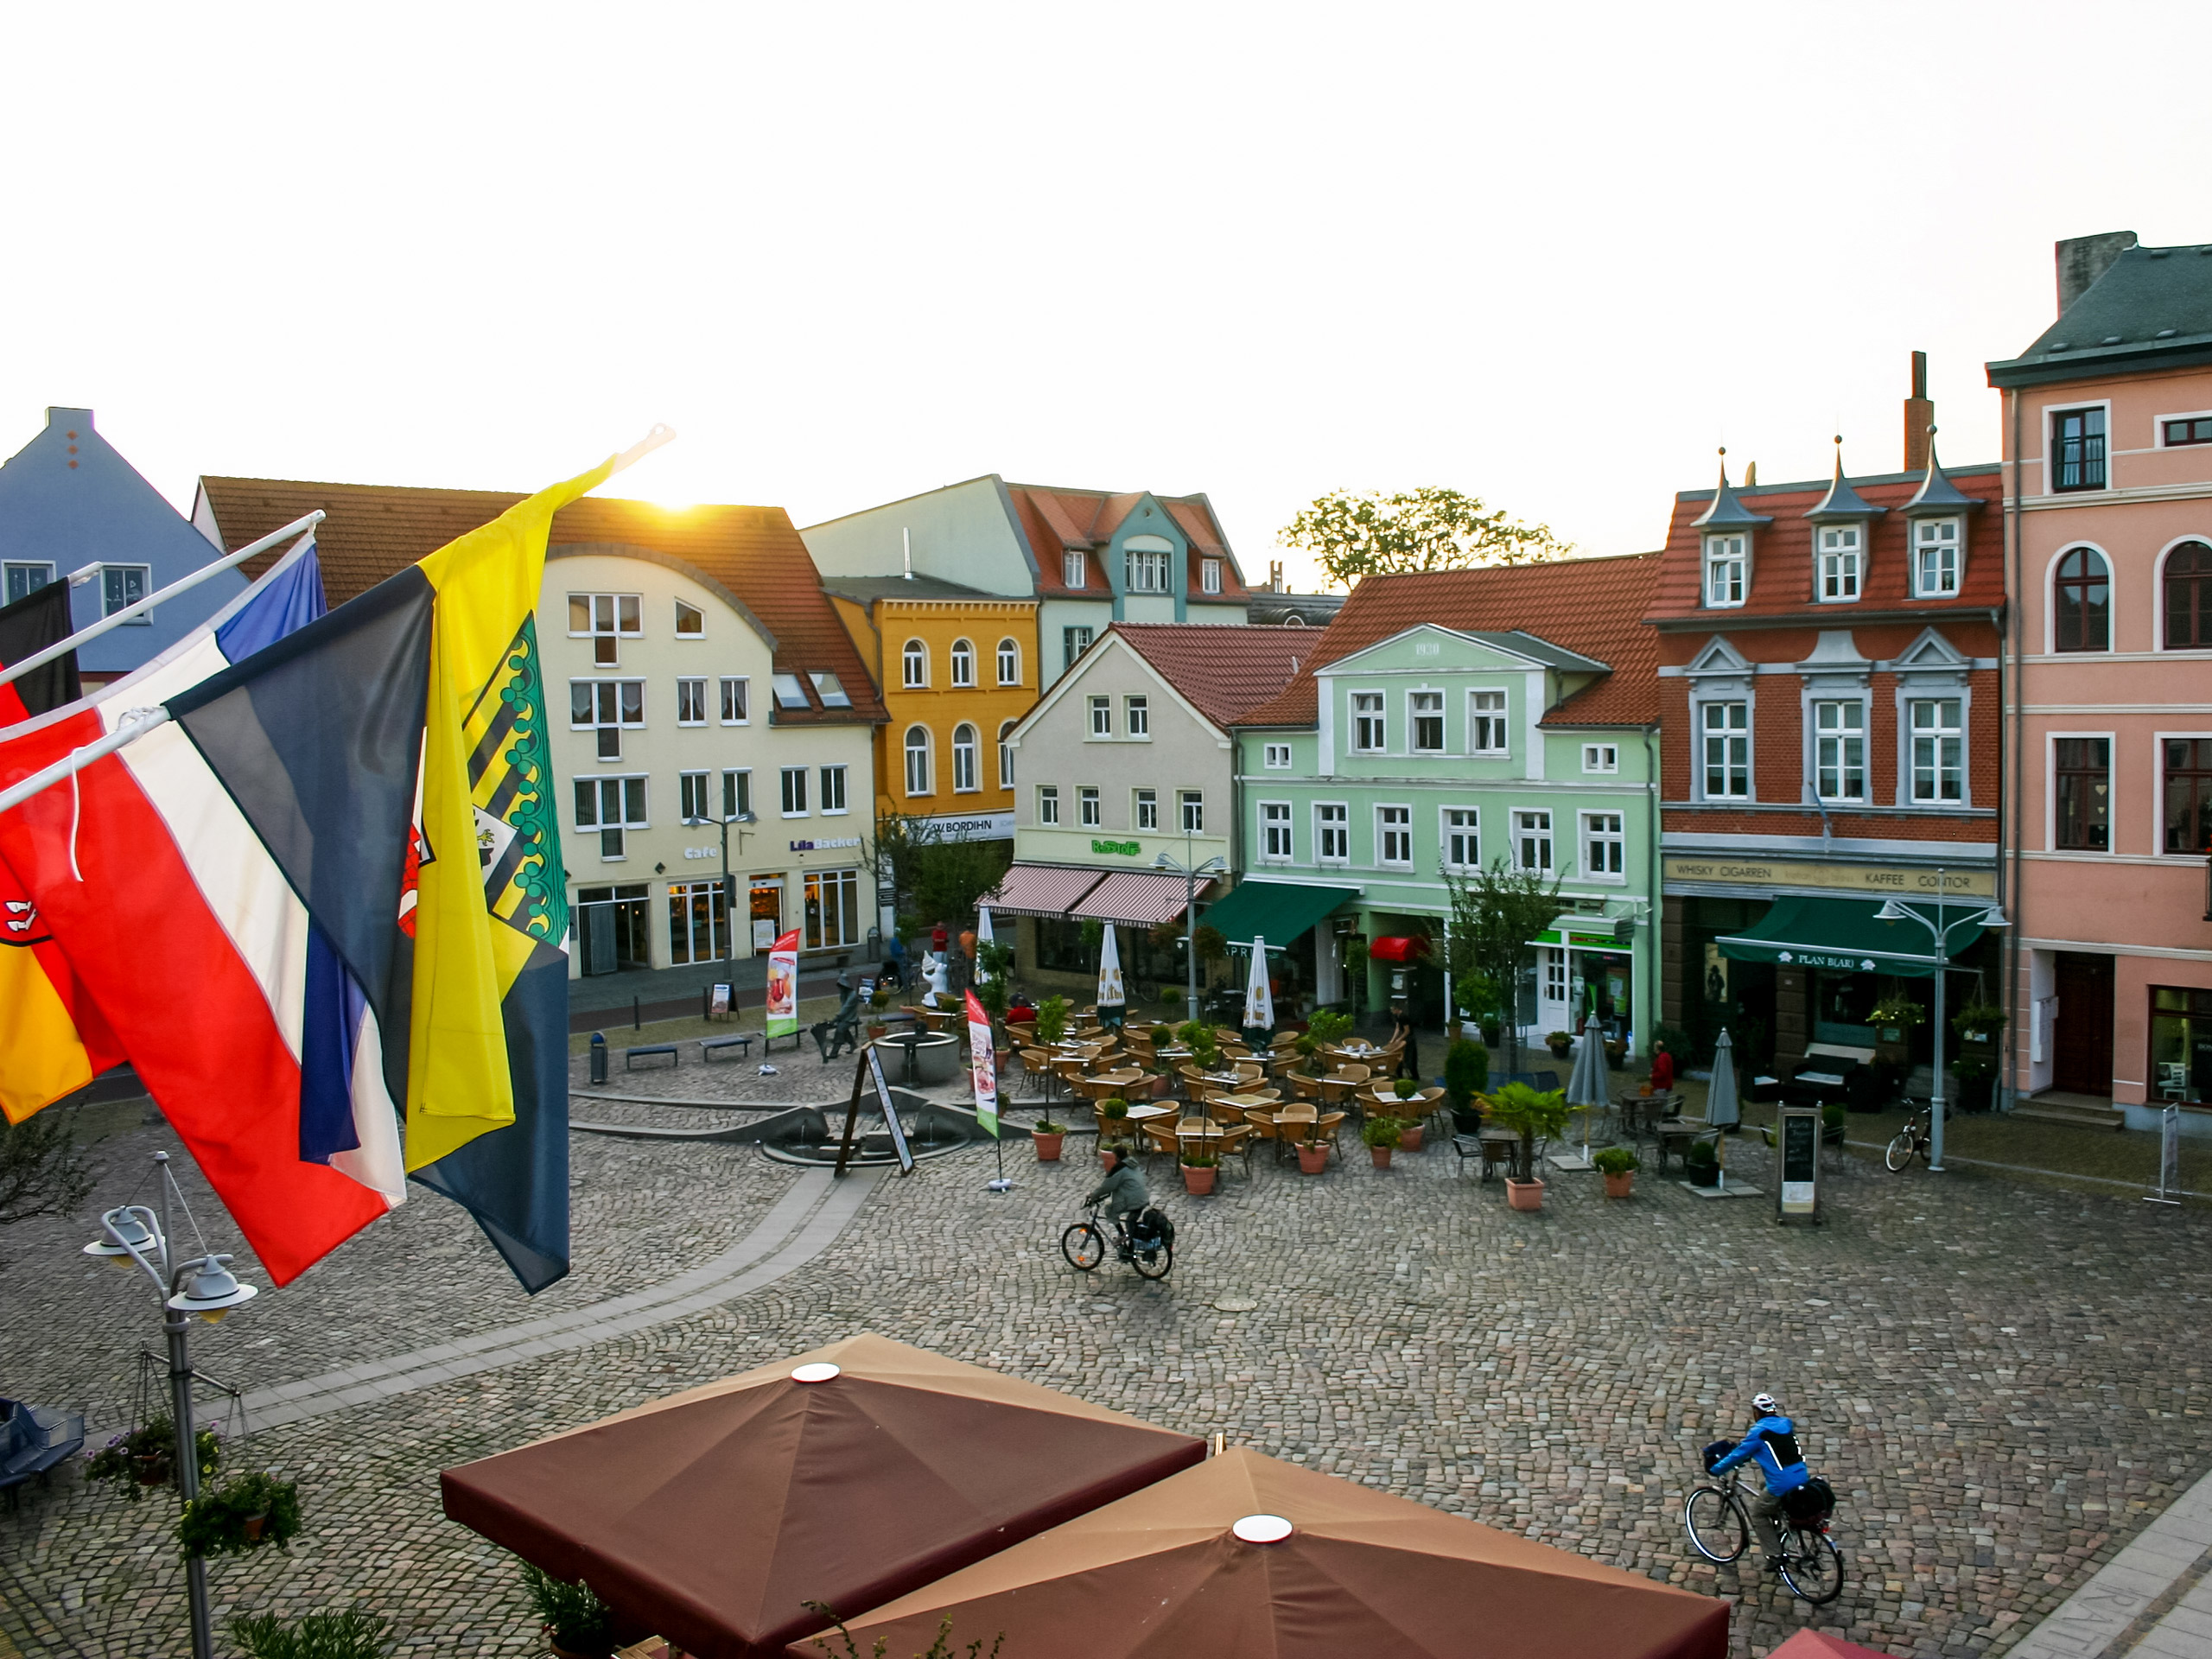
[[1090, 837, 1141, 857], [1664, 856, 1993, 899], [789, 836, 864, 852], [912, 810, 1015, 843]]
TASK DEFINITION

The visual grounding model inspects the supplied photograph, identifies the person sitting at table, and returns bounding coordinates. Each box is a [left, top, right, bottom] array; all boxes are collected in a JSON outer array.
[[1648, 1039, 1675, 1095]]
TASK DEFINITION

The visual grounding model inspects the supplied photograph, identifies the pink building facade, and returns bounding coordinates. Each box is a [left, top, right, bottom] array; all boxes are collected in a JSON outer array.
[[1990, 233, 2212, 1133]]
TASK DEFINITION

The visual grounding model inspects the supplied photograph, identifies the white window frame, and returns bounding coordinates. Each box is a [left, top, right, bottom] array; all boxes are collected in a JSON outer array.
[[719, 677, 749, 725], [1408, 690, 1445, 754], [950, 639, 976, 687], [1315, 802, 1350, 864], [998, 721, 1016, 789], [1351, 690, 1386, 753], [1124, 694, 1149, 738], [1062, 626, 1093, 671], [1178, 790, 1205, 834], [574, 773, 649, 860], [569, 593, 644, 667], [569, 678, 646, 762], [951, 723, 980, 793], [1467, 688, 1509, 756], [1262, 742, 1293, 770], [903, 726, 932, 796], [1907, 697, 1964, 804], [1511, 808, 1553, 872], [721, 768, 751, 821], [1064, 550, 1087, 588], [1442, 806, 1480, 872], [820, 764, 849, 815], [1913, 518, 1963, 598], [1813, 698, 1868, 804], [1127, 547, 1170, 593], [1580, 810, 1625, 882], [676, 677, 708, 727], [674, 598, 704, 638], [1135, 787, 1159, 831], [1581, 742, 1618, 773], [996, 637, 1020, 685], [1037, 784, 1060, 826], [1200, 557, 1223, 594], [901, 639, 929, 689], [780, 766, 809, 817], [102, 563, 151, 624], [1703, 534, 1747, 608], [1700, 699, 1751, 800], [3, 561, 55, 605], [1077, 785, 1101, 827], [1376, 804, 1414, 868], [679, 770, 712, 822], [1088, 695, 1113, 738], [1260, 800, 1293, 861], [1815, 524, 1863, 603]]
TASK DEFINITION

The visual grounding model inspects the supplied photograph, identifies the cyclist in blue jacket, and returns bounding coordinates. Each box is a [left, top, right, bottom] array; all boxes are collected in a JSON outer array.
[[1711, 1392, 1812, 1570]]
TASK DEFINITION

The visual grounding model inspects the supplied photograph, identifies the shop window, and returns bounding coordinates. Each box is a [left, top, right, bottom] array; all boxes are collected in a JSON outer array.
[[1377, 804, 1413, 868], [1468, 690, 1508, 755], [2149, 986, 2212, 1103], [1542, 950, 1567, 1005], [749, 876, 784, 950], [1316, 803, 1349, 862], [2164, 738, 2212, 855], [1261, 801, 1292, 861], [667, 880, 728, 964], [1351, 692, 1386, 753], [804, 868, 861, 950], [1443, 807, 1479, 871], [1909, 698, 1964, 804], [2165, 542, 2212, 649], [2056, 736, 2114, 849], [2053, 547, 2110, 652], [1702, 701, 1750, 798], [1814, 700, 1866, 802], [1409, 690, 1444, 753], [1813, 968, 1880, 1046]]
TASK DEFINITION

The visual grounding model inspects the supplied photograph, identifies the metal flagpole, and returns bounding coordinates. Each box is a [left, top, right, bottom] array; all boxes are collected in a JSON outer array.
[[0, 706, 171, 816], [0, 515, 324, 691]]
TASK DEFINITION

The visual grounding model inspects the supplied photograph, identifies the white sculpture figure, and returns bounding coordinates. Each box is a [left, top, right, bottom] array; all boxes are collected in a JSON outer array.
[[922, 950, 951, 1008]]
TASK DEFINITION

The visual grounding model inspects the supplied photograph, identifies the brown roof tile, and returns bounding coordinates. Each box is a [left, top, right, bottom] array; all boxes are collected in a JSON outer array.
[[1230, 554, 1663, 728], [1005, 484, 1249, 601], [194, 476, 886, 724], [1108, 622, 1311, 730]]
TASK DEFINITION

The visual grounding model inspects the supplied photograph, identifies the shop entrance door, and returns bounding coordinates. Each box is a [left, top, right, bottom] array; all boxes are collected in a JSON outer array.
[[2053, 951, 2114, 1095], [575, 884, 651, 975]]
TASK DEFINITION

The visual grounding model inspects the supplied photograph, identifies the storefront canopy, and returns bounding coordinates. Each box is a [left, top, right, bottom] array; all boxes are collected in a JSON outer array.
[[1198, 880, 1359, 951], [1071, 869, 1214, 927], [1715, 894, 1989, 978], [979, 863, 1109, 919]]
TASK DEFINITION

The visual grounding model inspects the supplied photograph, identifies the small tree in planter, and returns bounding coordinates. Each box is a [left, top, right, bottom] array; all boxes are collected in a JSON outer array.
[[1032, 1119, 1067, 1161], [1487, 1081, 1570, 1209], [1390, 1078, 1423, 1150], [1095, 1097, 1132, 1160], [521, 1564, 614, 1659], [1360, 1115, 1402, 1169], [229, 1607, 391, 1659], [1592, 1145, 1639, 1199], [1179, 1146, 1219, 1196], [176, 1469, 302, 1557], [1295, 1123, 1332, 1175], [1173, 1020, 1222, 1072], [1033, 995, 1071, 1047]]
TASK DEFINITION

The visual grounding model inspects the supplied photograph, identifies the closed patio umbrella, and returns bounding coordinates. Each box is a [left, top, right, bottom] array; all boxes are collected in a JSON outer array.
[[1242, 936, 1273, 1033], [1096, 923, 1125, 1026], [788, 1446, 1727, 1659], [1707, 1027, 1740, 1129], [442, 1334, 1202, 1659], [1562, 1019, 1612, 1165]]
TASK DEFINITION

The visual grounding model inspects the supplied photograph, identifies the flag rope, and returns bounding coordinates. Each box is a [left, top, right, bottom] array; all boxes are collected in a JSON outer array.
[[0, 707, 170, 817]]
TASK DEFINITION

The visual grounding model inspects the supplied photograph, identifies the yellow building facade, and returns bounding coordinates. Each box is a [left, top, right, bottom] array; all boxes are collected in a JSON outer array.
[[824, 578, 1039, 838]]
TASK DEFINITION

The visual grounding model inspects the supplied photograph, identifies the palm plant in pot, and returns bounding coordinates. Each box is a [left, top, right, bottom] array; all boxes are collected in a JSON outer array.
[[1179, 1146, 1219, 1196], [1592, 1145, 1639, 1199], [521, 1564, 615, 1659], [1032, 1119, 1066, 1161], [1360, 1114, 1402, 1169], [1487, 1081, 1570, 1210]]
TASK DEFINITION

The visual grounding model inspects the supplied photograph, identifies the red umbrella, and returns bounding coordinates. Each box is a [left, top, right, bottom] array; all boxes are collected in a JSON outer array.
[[1766, 1635, 1897, 1658], [442, 1334, 1203, 1659], [786, 1447, 1728, 1658]]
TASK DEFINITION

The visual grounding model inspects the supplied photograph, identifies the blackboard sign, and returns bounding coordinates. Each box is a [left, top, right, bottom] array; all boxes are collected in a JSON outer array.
[[1777, 1105, 1820, 1222], [868, 1043, 914, 1174]]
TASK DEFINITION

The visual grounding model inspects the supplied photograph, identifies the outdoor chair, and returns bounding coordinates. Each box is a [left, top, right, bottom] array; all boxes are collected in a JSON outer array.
[[1287, 1070, 1325, 1102], [1139, 1119, 1181, 1160], [1211, 1122, 1255, 1177]]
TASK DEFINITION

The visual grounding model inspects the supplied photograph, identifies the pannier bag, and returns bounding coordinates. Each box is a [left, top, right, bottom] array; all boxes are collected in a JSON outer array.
[[1700, 1440, 1734, 1474], [1781, 1476, 1835, 1528], [1134, 1207, 1175, 1249]]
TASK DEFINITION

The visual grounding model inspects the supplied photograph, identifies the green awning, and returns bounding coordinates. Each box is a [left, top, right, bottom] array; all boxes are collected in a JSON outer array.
[[1715, 895, 1986, 978], [1200, 880, 1359, 951]]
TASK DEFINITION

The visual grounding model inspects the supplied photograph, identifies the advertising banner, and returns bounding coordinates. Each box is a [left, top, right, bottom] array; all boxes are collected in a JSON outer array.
[[965, 988, 998, 1135], [766, 928, 800, 1040]]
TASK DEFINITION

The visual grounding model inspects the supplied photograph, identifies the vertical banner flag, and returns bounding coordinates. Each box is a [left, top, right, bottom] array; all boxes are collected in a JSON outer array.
[[766, 927, 800, 1040], [965, 987, 997, 1135]]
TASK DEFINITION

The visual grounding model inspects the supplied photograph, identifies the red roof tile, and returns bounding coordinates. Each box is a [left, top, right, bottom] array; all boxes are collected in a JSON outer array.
[[1004, 484, 1249, 601], [194, 476, 886, 725], [1109, 622, 1311, 730], [1230, 554, 1663, 728]]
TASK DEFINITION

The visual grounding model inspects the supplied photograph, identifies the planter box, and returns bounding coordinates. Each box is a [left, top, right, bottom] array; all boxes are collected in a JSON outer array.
[[1603, 1172, 1634, 1200], [1296, 1144, 1329, 1175], [1370, 1146, 1393, 1170], [1033, 1133, 1065, 1162], [1505, 1177, 1545, 1211], [1182, 1164, 1217, 1196], [1397, 1125, 1424, 1153]]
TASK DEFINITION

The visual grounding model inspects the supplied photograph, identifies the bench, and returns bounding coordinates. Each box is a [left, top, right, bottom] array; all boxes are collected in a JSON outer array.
[[625, 1043, 679, 1071], [2, 1398, 84, 1509], [699, 1034, 753, 1063]]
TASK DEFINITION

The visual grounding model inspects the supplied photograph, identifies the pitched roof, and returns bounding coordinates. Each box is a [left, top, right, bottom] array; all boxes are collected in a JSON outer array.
[[1988, 239, 2212, 387], [193, 475, 886, 724], [1107, 622, 1312, 730], [1230, 553, 1663, 729], [817, 574, 1021, 607], [1002, 483, 1248, 601]]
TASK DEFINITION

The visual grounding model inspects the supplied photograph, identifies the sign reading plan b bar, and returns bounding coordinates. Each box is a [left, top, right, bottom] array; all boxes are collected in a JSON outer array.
[[1663, 857, 1994, 899]]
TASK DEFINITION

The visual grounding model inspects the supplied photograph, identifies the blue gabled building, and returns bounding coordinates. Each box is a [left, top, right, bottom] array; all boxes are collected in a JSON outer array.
[[0, 408, 245, 682]]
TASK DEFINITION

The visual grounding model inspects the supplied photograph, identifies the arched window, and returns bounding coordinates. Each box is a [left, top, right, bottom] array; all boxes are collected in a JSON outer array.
[[2053, 547, 2110, 652], [901, 639, 928, 688], [952, 723, 979, 791], [903, 725, 931, 795], [996, 637, 1020, 685], [950, 639, 975, 687], [998, 720, 1016, 788], [2165, 541, 2212, 648]]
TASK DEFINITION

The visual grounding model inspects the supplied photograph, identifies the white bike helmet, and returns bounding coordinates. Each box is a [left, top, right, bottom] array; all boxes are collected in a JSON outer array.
[[1752, 1392, 1781, 1415]]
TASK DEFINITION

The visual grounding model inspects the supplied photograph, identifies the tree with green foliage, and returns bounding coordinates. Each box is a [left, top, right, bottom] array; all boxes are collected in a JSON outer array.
[[1281, 487, 1574, 590], [1441, 857, 1565, 1081], [873, 812, 1013, 942], [1, 1109, 96, 1258]]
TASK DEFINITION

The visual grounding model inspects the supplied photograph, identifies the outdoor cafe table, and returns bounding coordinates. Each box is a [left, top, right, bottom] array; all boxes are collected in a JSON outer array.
[[1333, 1040, 1388, 1063], [1124, 1103, 1178, 1125]]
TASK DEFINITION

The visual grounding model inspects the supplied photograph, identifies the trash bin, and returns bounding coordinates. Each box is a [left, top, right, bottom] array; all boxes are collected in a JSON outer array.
[[588, 1032, 608, 1086]]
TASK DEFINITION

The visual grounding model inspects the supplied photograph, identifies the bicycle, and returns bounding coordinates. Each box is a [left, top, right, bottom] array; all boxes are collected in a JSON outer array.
[[1682, 1462, 1845, 1605], [1061, 1205, 1173, 1281], [1885, 1100, 1933, 1172]]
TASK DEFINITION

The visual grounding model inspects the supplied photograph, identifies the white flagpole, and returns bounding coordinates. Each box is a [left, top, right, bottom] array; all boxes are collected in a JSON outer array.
[[0, 512, 326, 692], [607, 425, 677, 477], [0, 707, 171, 817]]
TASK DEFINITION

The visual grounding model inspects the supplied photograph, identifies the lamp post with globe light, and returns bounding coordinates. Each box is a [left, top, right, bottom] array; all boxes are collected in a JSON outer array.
[[1873, 871, 2008, 1174], [83, 1150, 258, 1659]]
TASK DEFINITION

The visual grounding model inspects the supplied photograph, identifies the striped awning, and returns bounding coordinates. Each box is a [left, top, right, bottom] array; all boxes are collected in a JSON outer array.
[[1071, 869, 1215, 927], [978, 863, 1109, 920]]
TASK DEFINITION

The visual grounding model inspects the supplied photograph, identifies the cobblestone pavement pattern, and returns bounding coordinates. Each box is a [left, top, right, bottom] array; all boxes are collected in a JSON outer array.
[[3, 1097, 2208, 1659]]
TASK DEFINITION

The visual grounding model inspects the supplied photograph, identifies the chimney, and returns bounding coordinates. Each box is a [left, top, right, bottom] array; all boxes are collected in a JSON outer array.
[[2056, 232, 2137, 315], [1904, 351, 1934, 474], [1743, 462, 1757, 487], [901, 525, 913, 579]]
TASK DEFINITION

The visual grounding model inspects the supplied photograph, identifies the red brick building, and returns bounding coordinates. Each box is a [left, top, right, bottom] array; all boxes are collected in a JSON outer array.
[[1647, 373, 2006, 1091]]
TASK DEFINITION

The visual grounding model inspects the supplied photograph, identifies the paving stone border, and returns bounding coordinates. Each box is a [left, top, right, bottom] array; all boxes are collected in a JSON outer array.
[[2011, 1462, 2212, 1656]]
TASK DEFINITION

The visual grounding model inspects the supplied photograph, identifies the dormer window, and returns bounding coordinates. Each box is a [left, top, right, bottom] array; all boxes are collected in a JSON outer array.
[[1064, 550, 1087, 588], [1816, 525, 1862, 601], [1200, 558, 1222, 594], [1704, 534, 1747, 607], [1126, 548, 1170, 593], [1914, 519, 1962, 597]]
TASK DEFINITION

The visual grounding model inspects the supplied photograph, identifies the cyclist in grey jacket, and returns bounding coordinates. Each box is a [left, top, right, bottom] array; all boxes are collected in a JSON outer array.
[[1712, 1392, 1812, 1569], [1083, 1147, 1150, 1225]]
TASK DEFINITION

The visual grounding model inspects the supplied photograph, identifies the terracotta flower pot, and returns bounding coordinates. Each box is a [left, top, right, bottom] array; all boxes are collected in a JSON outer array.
[[133, 1453, 170, 1487], [1603, 1171, 1635, 1200], [1505, 1176, 1545, 1211], [1296, 1144, 1329, 1175], [545, 1630, 607, 1659], [1182, 1163, 1217, 1196], [1033, 1132, 1065, 1162], [242, 1511, 268, 1543], [1370, 1145, 1393, 1170], [867, 1023, 888, 1040], [1397, 1124, 1424, 1153]]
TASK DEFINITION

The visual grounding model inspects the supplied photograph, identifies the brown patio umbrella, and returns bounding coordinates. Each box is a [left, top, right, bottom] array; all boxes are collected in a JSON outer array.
[[442, 1334, 1204, 1659], [785, 1447, 1728, 1659]]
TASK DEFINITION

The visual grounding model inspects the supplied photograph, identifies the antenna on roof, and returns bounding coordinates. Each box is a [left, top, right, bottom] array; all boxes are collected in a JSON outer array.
[[902, 526, 913, 580]]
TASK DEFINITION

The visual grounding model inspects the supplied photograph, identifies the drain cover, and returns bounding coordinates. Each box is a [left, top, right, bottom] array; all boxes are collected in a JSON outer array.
[[1214, 1296, 1259, 1313]]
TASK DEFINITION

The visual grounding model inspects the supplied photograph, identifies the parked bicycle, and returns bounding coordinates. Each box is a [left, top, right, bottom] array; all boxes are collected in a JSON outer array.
[[1061, 1204, 1174, 1281], [1885, 1100, 1933, 1172], [1682, 1457, 1845, 1605]]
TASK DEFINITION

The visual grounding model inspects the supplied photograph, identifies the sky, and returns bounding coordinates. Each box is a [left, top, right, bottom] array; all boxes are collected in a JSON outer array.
[[5, 2, 2210, 591]]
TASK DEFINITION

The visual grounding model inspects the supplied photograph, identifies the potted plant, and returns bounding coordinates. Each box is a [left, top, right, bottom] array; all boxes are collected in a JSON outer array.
[[1683, 1138, 1720, 1187], [1604, 1036, 1626, 1067], [86, 1414, 220, 1501], [1095, 1096, 1129, 1156], [1487, 1081, 1571, 1211], [1360, 1115, 1402, 1169], [1545, 1030, 1573, 1060], [1033, 995, 1071, 1048], [1953, 1052, 1997, 1113], [1179, 1146, 1219, 1196], [1821, 1102, 1849, 1143], [229, 1608, 391, 1659], [1173, 1020, 1222, 1073], [1294, 1126, 1331, 1175], [1953, 1001, 2008, 1047], [1443, 1036, 1488, 1119], [1032, 1119, 1066, 1161], [1868, 993, 1924, 1065], [522, 1564, 615, 1659], [176, 1469, 302, 1558], [866, 982, 893, 1040], [1593, 1145, 1639, 1198]]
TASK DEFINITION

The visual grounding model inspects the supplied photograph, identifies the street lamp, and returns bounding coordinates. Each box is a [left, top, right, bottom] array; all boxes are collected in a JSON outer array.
[[1154, 830, 1225, 1020], [1874, 870, 2008, 1174], [81, 1151, 258, 1659], [682, 809, 755, 963]]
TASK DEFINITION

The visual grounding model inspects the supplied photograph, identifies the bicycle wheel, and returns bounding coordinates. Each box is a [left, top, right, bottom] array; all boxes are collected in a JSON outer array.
[[1884, 1126, 1920, 1172], [1061, 1223, 1105, 1272], [1779, 1529, 1845, 1605], [1132, 1240, 1174, 1280], [1683, 1486, 1749, 1564]]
